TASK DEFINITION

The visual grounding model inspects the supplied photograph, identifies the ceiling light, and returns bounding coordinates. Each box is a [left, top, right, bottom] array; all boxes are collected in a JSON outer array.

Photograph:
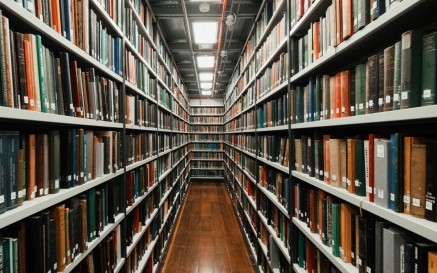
[[200, 82, 212, 89], [199, 72, 213, 81], [193, 22, 218, 44], [197, 56, 215, 68], [202, 90, 212, 96]]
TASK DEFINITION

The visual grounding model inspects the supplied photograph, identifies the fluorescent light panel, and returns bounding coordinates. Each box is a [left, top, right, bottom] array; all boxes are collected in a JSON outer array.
[[199, 72, 213, 81], [201, 90, 212, 95], [200, 82, 213, 89], [193, 22, 218, 44], [197, 56, 215, 68]]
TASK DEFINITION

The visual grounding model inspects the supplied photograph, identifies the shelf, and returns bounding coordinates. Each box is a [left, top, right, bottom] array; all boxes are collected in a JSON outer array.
[[257, 81, 289, 105], [132, 237, 158, 273], [255, 38, 288, 80], [257, 125, 289, 132], [190, 141, 224, 144], [63, 214, 124, 273], [158, 128, 172, 133], [159, 168, 174, 183], [125, 0, 158, 52], [126, 155, 158, 172], [257, 157, 289, 174], [124, 38, 158, 78], [189, 131, 224, 134], [291, 104, 437, 129], [257, 184, 290, 219], [0, 169, 124, 229], [90, 0, 123, 36], [289, 0, 328, 37], [190, 168, 224, 171], [125, 124, 158, 132], [190, 158, 225, 162], [0, 107, 124, 128], [125, 81, 158, 104], [191, 150, 224, 153], [225, 143, 257, 159], [126, 209, 159, 257], [293, 263, 308, 273], [292, 171, 364, 207], [258, 212, 291, 263], [190, 177, 224, 180], [114, 258, 125, 273], [290, 0, 425, 83], [190, 113, 224, 117], [257, 238, 281, 273], [190, 123, 223, 126], [241, 129, 257, 133], [293, 218, 358, 273], [0, 0, 123, 82], [240, 103, 256, 116]]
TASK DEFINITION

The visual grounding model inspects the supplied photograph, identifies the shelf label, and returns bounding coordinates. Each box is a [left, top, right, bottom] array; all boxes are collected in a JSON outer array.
[[377, 144, 385, 158], [412, 198, 421, 207], [367, 186, 373, 194], [11, 192, 16, 200], [369, 100, 374, 107], [359, 103, 364, 110], [386, 95, 391, 104], [423, 89, 431, 98], [401, 91, 408, 100], [403, 195, 411, 204], [390, 193, 395, 201], [426, 201, 433, 211], [347, 179, 351, 186], [394, 93, 400, 102], [18, 190, 23, 198], [378, 189, 384, 199], [55, 179, 60, 189], [24, 96, 29, 104], [378, 98, 383, 106]]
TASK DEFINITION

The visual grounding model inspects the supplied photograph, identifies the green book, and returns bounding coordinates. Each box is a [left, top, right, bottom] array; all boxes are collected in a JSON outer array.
[[421, 31, 437, 106], [355, 139, 366, 196], [36, 35, 47, 113], [393, 41, 402, 110], [355, 64, 367, 115], [332, 203, 340, 257], [322, 197, 328, 245], [400, 30, 423, 109], [296, 86, 304, 123], [87, 189, 96, 241], [3, 238, 11, 273]]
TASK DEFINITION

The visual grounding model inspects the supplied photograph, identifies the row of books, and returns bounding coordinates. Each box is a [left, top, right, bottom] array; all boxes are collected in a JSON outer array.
[[0, 129, 121, 214], [294, 30, 437, 123], [12, 0, 123, 73], [158, 110, 172, 130], [172, 148, 188, 166], [93, 0, 123, 28], [225, 118, 241, 132], [242, 109, 256, 130], [259, 193, 289, 247], [294, 184, 437, 273], [157, 155, 171, 178], [256, 52, 288, 99], [126, 163, 156, 208], [242, 85, 255, 112], [158, 62, 172, 91], [257, 93, 289, 129], [295, 230, 344, 273], [259, 164, 290, 210], [258, 134, 289, 167], [294, 134, 437, 222], [256, 14, 287, 68], [89, 10, 122, 75], [189, 152, 223, 160], [191, 143, 223, 151], [173, 118, 189, 132], [157, 86, 173, 111], [0, 28, 121, 120], [190, 125, 223, 133], [125, 132, 158, 166], [125, 194, 154, 244], [190, 116, 223, 124], [190, 107, 223, 115], [191, 134, 223, 142], [224, 100, 242, 123], [191, 161, 223, 169], [190, 170, 224, 178], [225, 135, 257, 156], [173, 134, 188, 148], [0, 179, 122, 273], [157, 133, 171, 153], [124, 8, 157, 70], [294, 0, 403, 72], [129, 0, 154, 39], [125, 95, 157, 127], [254, 0, 284, 45], [126, 244, 154, 273], [125, 50, 157, 97]]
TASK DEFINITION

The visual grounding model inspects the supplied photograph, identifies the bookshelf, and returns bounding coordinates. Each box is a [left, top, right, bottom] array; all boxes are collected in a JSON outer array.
[[189, 104, 225, 181], [222, 0, 437, 272], [0, 0, 191, 272]]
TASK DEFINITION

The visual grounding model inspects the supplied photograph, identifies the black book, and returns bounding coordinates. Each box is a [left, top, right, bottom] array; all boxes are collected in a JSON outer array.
[[404, 243, 415, 273], [426, 139, 437, 222], [301, 135, 307, 174], [71, 129, 77, 188], [14, 32, 28, 110], [41, 211, 51, 273], [351, 215, 357, 266], [378, 51, 385, 112], [371, 0, 386, 20], [103, 135, 111, 174], [96, 190, 103, 237], [60, 52, 74, 116], [0, 132, 9, 214], [26, 215, 44, 273], [365, 218, 376, 273], [359, 216, 367, 273], [367, 54, 379, 113], [414, 243, 437, 273], [60, 130, 72, 189], [49, 218, 57, 273], [9, 30, 19, 109], [66, 198, 79, 260], [6, 132, 19, 210], [49, 131, 60, 194], [54, 57, 65, 115]]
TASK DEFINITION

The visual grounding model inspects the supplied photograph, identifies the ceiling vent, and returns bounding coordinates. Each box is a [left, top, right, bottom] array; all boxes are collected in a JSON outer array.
[[199, 2, 210, 13]]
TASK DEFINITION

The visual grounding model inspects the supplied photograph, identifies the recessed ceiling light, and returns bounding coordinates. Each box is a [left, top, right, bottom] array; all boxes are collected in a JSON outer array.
[[199, 72, 213, 81], [200, 82, 212, 89], [197, 56, 215, 68], [193, 22, 218, 44], [201, 90, 212, 96]]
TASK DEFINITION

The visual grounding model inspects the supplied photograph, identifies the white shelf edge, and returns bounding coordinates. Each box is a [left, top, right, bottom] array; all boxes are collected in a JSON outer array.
[[257, 184, 290, 219], [258, 211, 291, 263], [90, 0, 123, 36], [126, 155, 158, 172], [126, 182, 159, 215], [257, 125, 289, 132], [257, 157, 289, 174], [126, 209, 159, 257]]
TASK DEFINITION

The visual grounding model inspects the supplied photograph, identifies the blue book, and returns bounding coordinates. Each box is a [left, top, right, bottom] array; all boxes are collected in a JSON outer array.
[[71, 129, 77, 188]]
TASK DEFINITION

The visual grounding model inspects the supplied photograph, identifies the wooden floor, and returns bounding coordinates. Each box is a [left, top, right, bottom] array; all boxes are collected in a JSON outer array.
[[160, 182, 255, 273]]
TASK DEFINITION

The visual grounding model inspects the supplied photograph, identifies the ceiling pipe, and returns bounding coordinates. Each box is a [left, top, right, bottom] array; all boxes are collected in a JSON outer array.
[[212, 0, 228, 94], [180, 0, 202, 96]]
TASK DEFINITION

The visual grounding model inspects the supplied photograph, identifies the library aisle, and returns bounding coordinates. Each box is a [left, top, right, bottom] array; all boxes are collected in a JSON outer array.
[[160, 182, 255, 273]]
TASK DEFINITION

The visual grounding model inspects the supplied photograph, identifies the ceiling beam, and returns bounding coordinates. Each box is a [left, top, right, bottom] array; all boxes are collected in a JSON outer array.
[[151, 4, 259, 19]]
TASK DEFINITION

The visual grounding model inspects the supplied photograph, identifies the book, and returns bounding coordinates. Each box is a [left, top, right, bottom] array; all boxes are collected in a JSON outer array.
[[426, 139, 437, 222], [422, 31, 437, 106], [410, 137, 427, 218], [374, 138, 390, 208], [383, 227, 408, 273]]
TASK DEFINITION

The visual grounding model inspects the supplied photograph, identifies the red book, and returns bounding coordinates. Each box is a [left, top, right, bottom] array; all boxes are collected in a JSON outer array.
[[341, 70, 351, 117], [335, 73, 342, 118], [23, 39, 35, 111], [51, 0, 62, 34], [368, 134, 380, 203], [69, 60, 83, 118], [313, 22, 320, 60]]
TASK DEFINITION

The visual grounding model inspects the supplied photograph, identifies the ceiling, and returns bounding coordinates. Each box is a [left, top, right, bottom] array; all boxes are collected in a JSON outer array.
[[149, 0, 262, 98]]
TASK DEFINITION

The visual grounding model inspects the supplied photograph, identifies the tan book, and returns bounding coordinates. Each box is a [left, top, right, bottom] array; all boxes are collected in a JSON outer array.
[[79, 198, 88, 252], [429, 251, 437, 273], [295, 138, 302, 172], [283, 138, 289, 167], [347, 138, 356, 193], [340, 203, 356, 263], [27, 134, 36, 200], [329, 139, 341, 187], [50, 205, 66, 272], [340, 139, 347, 189], [410, 137, 427, 218]]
